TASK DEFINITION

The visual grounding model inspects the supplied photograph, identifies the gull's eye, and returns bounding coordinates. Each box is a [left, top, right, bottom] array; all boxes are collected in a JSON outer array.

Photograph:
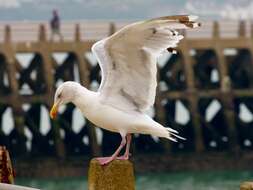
[[57, 93, 62, 99]]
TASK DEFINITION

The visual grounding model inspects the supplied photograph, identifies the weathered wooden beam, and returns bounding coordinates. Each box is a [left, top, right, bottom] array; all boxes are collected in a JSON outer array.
[[38, 35, 66, 158], [3, 31, 27, 154], [75, 24, 81, 42], [239, 20, 246, 38], [213, 21, 219, 38], [184, 38, 252, 49], [4, 25, 11, 43], [109, 22, 116, 35], [251, 22, 253, 38], [4, 41, 94, 52], [1, 88, 253, 105], [38, 24, 46, 42], [214, 39, 239, 152], [1, 38, 250, 55], [180, 40, 204, 152]]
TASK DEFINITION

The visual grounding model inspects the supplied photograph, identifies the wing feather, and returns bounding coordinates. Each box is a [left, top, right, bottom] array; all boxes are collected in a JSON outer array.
[[92, 15, 200, 112]]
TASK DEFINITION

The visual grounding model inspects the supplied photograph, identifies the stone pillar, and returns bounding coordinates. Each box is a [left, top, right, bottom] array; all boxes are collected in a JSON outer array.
[[241, 182, 253, 190], [88, 159, 135, 190]]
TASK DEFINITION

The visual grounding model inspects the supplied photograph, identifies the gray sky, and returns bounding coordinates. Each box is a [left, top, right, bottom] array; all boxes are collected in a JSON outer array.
[[0, 0, 252, 20]]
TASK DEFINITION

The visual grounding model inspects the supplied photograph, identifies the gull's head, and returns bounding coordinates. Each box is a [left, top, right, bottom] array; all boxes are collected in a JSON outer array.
[[50, 81, 80, 119]]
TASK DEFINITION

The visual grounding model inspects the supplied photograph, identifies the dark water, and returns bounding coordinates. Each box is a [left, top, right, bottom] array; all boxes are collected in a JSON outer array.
[[16, 170, 253, 190]]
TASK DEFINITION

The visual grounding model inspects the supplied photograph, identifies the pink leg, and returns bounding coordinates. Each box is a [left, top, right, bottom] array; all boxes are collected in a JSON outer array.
[[96, 135, 126, 165], [117, 134, 132, 160]]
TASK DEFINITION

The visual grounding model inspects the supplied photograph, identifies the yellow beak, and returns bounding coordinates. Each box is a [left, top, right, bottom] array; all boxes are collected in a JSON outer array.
[[50, 103, 58, 119]]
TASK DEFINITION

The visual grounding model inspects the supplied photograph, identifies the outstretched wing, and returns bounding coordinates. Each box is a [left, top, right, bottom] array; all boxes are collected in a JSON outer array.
[[92, 15, 200, 112]]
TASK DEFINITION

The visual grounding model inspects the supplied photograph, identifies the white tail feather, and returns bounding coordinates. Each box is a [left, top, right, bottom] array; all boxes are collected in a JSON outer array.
[[168, 136, 177, 142], [137, 122, 186, 142], [170, 132, 186, 141], [166, 127, 178, 134]]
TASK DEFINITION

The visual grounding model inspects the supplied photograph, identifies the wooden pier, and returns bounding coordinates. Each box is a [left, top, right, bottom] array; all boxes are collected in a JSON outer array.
[[0, 20, 252, 175]]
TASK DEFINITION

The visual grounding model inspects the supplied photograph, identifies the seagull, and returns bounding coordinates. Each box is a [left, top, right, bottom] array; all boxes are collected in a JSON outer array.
[[50, 15, 200, 165]]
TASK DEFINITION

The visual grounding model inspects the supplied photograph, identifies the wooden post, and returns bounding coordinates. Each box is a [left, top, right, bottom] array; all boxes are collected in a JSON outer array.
[[180, 39, 204, 152], [238, 20, 246, 38], [88, 159, 135, 190], [4, 30, 27, 156], [251, 22, 253, 38], [213, 21, 220, 38], [75, 23, 81, 42], [4, 25, 11, 43], [38, 24, 46, 42], [109, 22, 116, 35], [75, 27, 101, 156], [39, 28, 66, 158], [213, 22, 239, 152], [240, 182, 253, 190]]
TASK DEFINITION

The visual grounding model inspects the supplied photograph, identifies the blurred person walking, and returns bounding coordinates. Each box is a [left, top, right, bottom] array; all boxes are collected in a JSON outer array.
[[50, 9, 63, 41]]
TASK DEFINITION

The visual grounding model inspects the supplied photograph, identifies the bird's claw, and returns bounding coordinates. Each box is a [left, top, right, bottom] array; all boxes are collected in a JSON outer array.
[[116, 155, 129, 160], [95, 153, 131, 165], [117, 152, 131, 160], [96, 157, 114, 165]]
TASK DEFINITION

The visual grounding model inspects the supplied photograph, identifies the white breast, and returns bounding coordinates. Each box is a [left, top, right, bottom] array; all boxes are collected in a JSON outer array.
[[75, 95, 141, 134]]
